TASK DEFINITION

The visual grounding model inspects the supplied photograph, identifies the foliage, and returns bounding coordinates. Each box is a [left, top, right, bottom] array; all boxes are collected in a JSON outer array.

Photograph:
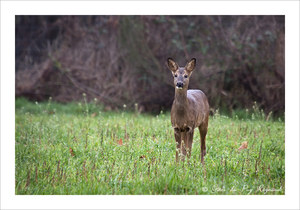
[[15, 16, 284, 116], [15, 98, 285, 195]]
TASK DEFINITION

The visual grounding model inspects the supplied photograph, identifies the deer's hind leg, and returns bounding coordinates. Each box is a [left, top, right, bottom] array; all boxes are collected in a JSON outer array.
[[199, 116, 209, 163]]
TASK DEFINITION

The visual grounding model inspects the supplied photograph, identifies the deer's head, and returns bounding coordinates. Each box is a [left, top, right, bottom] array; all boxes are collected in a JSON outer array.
[[167, 58, 196, 90]]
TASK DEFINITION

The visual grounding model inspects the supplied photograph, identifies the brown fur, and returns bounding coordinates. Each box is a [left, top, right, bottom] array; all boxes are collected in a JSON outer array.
[[167, 58, 209, 163]]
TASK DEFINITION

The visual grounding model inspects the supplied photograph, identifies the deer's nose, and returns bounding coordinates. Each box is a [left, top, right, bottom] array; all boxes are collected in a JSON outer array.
[[176, 82, 183, 88]]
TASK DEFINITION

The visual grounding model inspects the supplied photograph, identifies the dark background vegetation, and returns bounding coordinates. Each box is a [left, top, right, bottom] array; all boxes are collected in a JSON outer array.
[[15, 15, 285, 116]]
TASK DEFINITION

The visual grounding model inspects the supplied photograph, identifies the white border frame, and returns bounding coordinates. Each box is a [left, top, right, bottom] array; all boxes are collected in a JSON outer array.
[[1, 1, 299, 209]]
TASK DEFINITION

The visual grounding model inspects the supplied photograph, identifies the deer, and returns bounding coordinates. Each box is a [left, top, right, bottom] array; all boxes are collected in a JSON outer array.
[[167, 58, 209, 163]]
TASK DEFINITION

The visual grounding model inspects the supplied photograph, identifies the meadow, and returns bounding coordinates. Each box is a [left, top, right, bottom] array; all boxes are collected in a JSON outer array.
[[15, 98, 285, 195]]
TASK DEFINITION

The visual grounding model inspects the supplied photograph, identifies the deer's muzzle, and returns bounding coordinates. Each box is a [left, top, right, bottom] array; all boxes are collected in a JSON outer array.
[[176, 82, 183, 89]]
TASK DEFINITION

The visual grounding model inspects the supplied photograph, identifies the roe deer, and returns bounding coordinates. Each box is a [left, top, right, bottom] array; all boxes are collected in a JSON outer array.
[[167, 58, 209, 163]]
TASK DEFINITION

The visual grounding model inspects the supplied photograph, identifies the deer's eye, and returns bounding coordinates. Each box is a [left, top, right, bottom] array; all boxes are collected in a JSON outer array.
[[184, 75, 188, 78], [174, 74, 178, 77]]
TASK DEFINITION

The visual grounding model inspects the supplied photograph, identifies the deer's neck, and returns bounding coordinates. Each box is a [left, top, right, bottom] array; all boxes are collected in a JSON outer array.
[[174, 89, 188, 113]]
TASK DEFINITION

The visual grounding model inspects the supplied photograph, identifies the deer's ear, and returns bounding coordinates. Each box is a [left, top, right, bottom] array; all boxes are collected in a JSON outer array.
[[167, 58, 178, 72], [185, 58, 196, 72]]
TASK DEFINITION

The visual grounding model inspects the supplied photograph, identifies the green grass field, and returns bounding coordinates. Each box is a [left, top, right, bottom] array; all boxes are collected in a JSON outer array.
[[15, 98, 285, 195]]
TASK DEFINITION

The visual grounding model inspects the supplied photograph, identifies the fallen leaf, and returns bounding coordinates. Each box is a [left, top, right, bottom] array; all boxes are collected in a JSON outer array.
[[105, 106, 112, 111], [118, 138, 123, 146], [69, 147, 75, 157], [91, 112, 97, 117], [238, 141, 248, 151], [139, 155, 146, 159]]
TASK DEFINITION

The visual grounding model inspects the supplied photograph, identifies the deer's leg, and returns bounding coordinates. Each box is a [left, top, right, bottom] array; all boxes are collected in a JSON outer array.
[[180, 131, 187, 162], [185, 128, 194, 159], [199, 118, 208, 163], [174, 128, 182, 162]]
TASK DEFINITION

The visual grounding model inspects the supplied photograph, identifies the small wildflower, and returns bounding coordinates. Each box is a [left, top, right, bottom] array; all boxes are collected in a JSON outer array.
[[123, 104, 127, 108]]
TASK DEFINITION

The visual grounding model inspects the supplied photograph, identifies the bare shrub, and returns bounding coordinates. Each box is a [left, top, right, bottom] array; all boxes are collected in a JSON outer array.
[[15, 16, 284, 115]]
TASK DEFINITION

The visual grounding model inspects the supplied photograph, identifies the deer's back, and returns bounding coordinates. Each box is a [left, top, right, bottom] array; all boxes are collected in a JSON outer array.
[[187, 89, 209, 126]]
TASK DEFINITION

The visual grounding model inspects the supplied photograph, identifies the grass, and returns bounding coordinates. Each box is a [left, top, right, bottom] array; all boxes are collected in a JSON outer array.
[[15, 97, 285, 195]]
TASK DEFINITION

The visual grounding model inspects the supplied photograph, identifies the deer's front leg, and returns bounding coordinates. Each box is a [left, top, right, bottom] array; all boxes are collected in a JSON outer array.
[[174, 128, 182, 162], [185, 127, 194, 159]]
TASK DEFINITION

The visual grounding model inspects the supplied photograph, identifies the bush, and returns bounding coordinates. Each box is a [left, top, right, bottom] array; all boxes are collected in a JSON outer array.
[[16, 16, 284, 116]]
